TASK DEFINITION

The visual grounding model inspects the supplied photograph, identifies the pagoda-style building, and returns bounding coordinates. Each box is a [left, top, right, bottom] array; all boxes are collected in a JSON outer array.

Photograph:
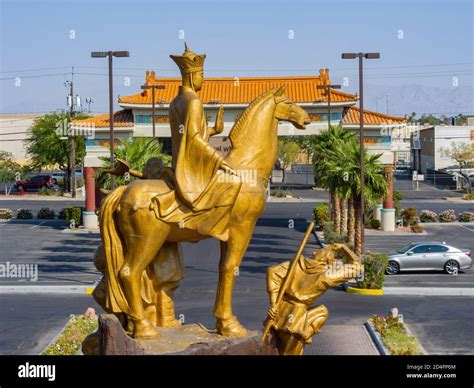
[[72, 69, 406, 230]]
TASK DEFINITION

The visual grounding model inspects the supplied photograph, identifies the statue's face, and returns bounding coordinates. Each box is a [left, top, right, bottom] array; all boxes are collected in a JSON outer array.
[[192, 71, 204, 91]]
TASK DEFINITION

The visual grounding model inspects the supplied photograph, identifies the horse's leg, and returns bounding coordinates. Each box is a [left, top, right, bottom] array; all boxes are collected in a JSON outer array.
[[119, 216, 170, 339], [214, 221, 255, 336]]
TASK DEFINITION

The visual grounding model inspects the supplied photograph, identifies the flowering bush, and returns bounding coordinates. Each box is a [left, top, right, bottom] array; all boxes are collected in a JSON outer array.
[[370, 315, 422, 355], [438, 209, 456, 222], [0, 209, 13, 220], [419, 210, 438, 223], [459, 212, 474, 222]]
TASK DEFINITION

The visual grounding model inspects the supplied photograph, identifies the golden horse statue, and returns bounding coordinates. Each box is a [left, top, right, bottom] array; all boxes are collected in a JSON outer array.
[[98, 85, 310, 339]]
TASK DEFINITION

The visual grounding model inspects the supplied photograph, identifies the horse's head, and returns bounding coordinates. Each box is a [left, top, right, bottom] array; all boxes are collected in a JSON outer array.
[[273, 85, 311, 129]]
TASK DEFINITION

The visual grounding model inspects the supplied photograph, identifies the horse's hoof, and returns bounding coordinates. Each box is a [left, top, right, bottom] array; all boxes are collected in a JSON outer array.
[[133, 319, 161, 339], [216, 316, 250, 337]]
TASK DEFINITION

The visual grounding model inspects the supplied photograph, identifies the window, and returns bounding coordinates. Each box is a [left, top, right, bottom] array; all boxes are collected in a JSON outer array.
[[411, 245, 430, 254], [428, 245, 449, 253]]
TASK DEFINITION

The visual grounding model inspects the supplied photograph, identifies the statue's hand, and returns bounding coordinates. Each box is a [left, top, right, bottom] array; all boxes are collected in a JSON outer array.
[[213, 105, 224, 134], [267, 304, 279, 320]]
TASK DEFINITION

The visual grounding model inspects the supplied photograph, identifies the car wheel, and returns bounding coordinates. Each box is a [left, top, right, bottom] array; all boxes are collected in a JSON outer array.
[[386, 261, 400, 275], [444, 260, 459, 275]]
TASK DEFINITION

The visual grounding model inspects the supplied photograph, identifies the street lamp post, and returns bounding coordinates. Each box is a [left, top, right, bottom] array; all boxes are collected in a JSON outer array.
[[141, 84, 165, 139], [341, 52, 380, 254], [317, 83, 341, 129], [91, 50, 130, 189]]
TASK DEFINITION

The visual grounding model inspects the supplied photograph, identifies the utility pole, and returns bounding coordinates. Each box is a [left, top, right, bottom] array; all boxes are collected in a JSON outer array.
[[317, 83, 341, 129], [65, 66, 76, 198], [141, 83, 165, 138], [342, 52, 380, 254]]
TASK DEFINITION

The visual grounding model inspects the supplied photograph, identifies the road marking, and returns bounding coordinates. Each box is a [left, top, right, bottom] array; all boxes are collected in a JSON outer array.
[[457, 224, 474, 232], [0, 284, 94, 294], [30, 222, 46, 229]]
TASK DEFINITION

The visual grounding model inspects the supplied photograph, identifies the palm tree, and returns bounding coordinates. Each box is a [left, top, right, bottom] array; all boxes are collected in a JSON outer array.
[[97, 137, 171, 189], [325, 140, 388, 254], [312, 125, 355, 230]]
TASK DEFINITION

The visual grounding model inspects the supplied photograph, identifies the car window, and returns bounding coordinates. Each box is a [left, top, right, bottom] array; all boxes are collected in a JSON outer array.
[[398, 243, 415, 254], [411, 245, 430, 254], [429, 245, 449, 253]]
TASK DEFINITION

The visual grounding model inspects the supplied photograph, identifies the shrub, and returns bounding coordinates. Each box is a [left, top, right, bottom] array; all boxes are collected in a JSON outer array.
[[400, 207, 419, 226], [65, 207, 83, 228], [38, 187, 60, 196], [459, 212, 474, 222], [271, 189, 291, 198], [16, 209, 33, 219], [58, 208, 67, 220], [393, 190, 405, 219], [419, 210, 438, 223], [371, 315, 422, 355], [313, 204, 330, 229], [322, 221, 347, 244], [0, 209, 13, 220], [463, 193, 474, 200], [37, 207, 55, 219], [411, 224, 424, 233], [438, 209, 456, 222], [370, 219, 381, 229], [358, 253, 388, 290]]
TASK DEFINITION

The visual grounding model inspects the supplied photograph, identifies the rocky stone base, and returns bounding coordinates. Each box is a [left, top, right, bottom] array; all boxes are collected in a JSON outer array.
[[82, 314, 278, 355]]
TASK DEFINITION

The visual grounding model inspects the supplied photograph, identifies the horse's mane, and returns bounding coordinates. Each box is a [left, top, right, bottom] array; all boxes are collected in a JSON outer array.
[[228, 88, 275, 148]]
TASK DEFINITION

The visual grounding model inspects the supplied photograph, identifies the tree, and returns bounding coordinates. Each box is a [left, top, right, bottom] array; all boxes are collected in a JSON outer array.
[[24, 112, 89, 189], [97, 137, 172, 189], [439, 142, 474, 193], [311, 125, 356, 232], [277, 139, 300, 182], [0, 151, 23, 195], [325, 140, 388, 255]]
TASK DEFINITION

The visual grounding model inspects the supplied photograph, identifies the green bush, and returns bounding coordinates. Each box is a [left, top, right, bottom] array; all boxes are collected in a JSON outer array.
[[270, 188, 291, 198], [371, 315, 422, 355], [419, 210, 438, 222], [313, 204, 330, 229], [358, 253, 388, 289], [401, 207, 418, 226], [37, 207, 55, 219], [38, 187, 61, 196], [393, 190, 404, 219], [370, 219, 381, 229], [322, 221, 347, 244], [65, 207, 83, 228], [0, 209, 13, 220], [58, 208, 67, 220], [16, 209, 33, 219], [459, 212, 474, 222]]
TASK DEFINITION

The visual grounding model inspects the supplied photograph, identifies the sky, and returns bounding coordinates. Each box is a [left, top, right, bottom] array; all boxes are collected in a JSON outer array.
[[0, 0, 472, 115]]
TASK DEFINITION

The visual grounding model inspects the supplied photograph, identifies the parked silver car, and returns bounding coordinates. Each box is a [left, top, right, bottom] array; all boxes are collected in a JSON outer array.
[[386, 242, 472, 275]]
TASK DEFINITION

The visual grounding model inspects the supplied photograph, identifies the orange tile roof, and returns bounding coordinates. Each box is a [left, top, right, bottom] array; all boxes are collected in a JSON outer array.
[[342, 106, 407, 125], [119, 70, 358, 105], [71, 110, 133, 128]]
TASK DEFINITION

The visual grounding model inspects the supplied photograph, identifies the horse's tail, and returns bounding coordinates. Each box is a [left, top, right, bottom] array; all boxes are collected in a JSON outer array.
[[99, 185, 130, 315]]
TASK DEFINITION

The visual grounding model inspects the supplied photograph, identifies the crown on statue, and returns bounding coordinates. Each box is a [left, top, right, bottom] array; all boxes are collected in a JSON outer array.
[[170, 43, 206, 75]]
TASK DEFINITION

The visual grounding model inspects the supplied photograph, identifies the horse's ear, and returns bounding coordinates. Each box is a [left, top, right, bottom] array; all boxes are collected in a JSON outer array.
[[274, 85, 286, 96]]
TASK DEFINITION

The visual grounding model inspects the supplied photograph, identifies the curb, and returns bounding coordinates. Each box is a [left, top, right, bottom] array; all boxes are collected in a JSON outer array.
[[0, 284, 95, 295], [346, 285, 384, 295], [364, 321, 389, 355], [383, 287, 474, 296]]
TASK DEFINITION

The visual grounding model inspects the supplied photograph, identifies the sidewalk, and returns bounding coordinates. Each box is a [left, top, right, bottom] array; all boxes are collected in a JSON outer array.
[[306, 324, 379, 355]]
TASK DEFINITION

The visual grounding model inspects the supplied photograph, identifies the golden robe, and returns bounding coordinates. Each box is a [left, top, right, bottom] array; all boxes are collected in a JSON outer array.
[[169, 86, 241, 212]]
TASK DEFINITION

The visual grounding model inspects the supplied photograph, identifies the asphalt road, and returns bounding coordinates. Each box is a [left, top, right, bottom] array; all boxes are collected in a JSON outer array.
[[0, 202, 473, 355]]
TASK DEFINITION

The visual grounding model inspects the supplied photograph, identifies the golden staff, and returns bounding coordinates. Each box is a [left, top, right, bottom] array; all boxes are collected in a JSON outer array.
[[262, 221, 315, 342]]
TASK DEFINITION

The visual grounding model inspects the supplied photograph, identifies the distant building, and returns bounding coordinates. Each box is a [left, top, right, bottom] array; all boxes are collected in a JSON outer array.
[[0, 114, 41, 164], [415, 125, 474, 174], [72, 70, 407, 167]]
